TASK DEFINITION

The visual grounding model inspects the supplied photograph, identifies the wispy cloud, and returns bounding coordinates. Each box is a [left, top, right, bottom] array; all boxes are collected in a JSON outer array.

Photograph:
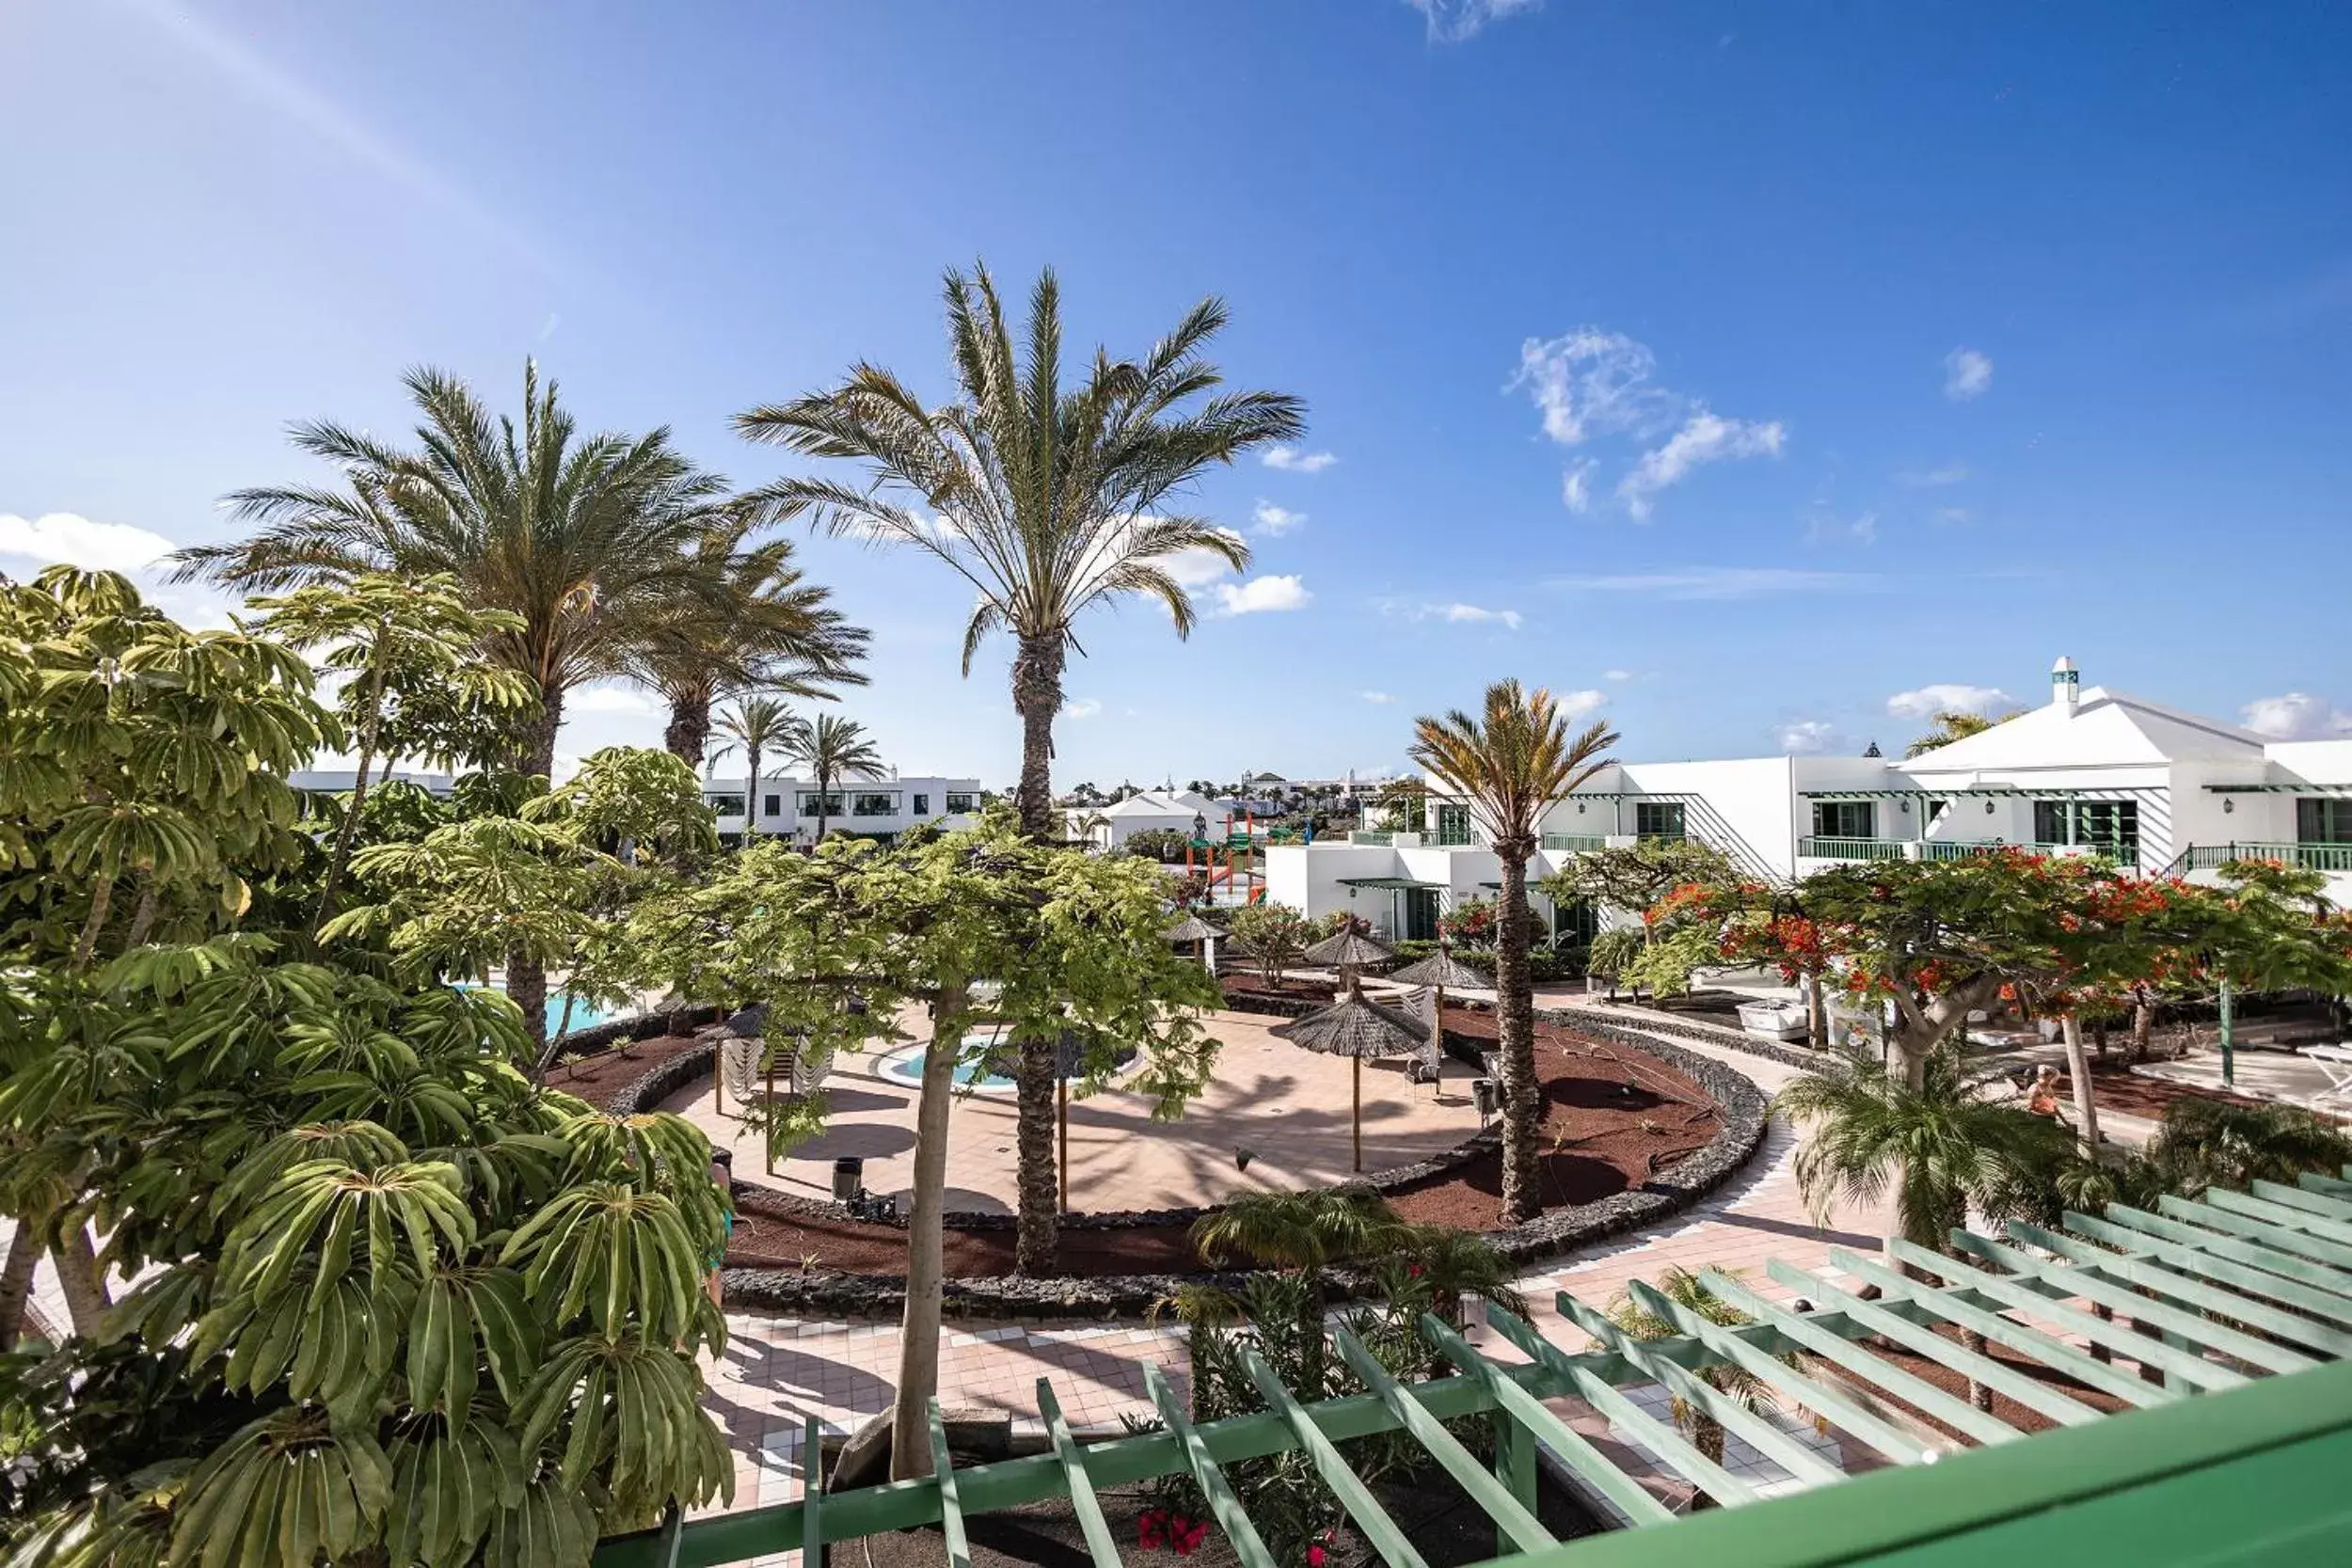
[[1215, 575, 1311, 615], [1361, 691, 1395, 705], [568, 684, 656, 716], [1886, 683, 2013, 720], [1778, 720, 1836, 754], [1385, 600, 1523, 630], [1262, 445, 1337, 474], [1897, 462, 1969, 487], [1251, 500, 1307, 536], [1561, 457, 1597, 514], [1603, 669, 1633, 682], [1063, 697, 1104, 720], [1944, 347, 1994, 401], [1618, 411, 1787, 519], [1547, 567, 1875, 601], [2241, 692, 2352, 740], [1804, 509, 1879, 546], [0, 512, 175, 572], [1407, 0, 1542, 42], [1558, 689, 1609, 720], [1935, 506, 1972, 525]]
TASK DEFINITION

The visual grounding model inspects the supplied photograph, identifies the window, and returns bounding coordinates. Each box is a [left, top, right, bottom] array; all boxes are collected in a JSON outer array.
[[2299, 798, 2352, 845], [1434, 802, 1474, 846], [1811, 801, 1877, 839], [1634, 801, 1686, 840], [797, 792, 845, 816], [763, 794, 781, 818], [705, 794, 746, 817], [851, 791, 899, 817], [2032, 800, 2070, 844], [913, 793, 930, 816], [945, 792, 976, 814], [2035, 799, 2138, 863]]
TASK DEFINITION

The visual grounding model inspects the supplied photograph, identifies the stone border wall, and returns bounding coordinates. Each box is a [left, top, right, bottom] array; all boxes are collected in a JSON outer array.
[[549, 1004, 723, 1068], [717, 1019, 1771, 1320], [1537, 997, 1833, 1073]]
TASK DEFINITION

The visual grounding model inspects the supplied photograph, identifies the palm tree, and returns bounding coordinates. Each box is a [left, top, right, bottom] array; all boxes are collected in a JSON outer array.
[[1904, 707, 2024, 758], [710, 696, 802, 841], [779, 713, 883, 844], [1410, 681, 1617, 1225], [736, 265, 1305, 1273], [171, 362, 776, 1050], [623, 531, 868, 768], [1192, 1186, 1415, 1390], [1605, 1266, 1789, 1472]]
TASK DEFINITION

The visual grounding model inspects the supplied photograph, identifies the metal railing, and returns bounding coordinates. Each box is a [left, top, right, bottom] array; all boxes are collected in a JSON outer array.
[[1920, 839, 2004, 862], [1541, 832, 1607, 853], [1348, 830, 1393, 846], [2174, 842, 2352, 874], [1799, 836, 1906, 862]]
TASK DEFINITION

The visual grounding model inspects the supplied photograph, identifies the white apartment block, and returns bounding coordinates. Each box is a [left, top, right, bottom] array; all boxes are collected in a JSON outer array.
[[702, 774, 982, 844], [1264, 657, 2352, 942], [1064, 789, 1237, 850]]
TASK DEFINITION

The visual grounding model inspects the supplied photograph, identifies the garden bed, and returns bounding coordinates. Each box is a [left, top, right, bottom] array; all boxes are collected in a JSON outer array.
[[1218, 972, 1340, 1007]]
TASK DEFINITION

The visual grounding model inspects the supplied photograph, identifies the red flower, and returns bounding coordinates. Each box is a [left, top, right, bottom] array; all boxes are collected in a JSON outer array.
[[1140, 1509, 1168, 1550], [1308, 1548, 1327, 1567]]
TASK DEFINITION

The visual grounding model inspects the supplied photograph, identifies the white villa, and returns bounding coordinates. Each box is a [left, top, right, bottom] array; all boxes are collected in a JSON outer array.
[[1064, 788, 1235, 850], [1265, 658, 2352, 942], [704, 773, 981, 845], [290, 768, 457, 798]]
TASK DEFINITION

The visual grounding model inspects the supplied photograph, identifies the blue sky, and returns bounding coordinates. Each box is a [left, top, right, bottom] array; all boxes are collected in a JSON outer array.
[[5, 0, 2349, 788]]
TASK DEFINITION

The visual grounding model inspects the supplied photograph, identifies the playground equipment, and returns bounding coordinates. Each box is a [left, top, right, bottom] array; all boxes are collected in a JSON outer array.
[[1184, 811, 1266, 905]]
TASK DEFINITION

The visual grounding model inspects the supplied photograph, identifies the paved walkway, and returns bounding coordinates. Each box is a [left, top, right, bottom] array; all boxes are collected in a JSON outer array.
[[696, 1023, 1901, 1553]]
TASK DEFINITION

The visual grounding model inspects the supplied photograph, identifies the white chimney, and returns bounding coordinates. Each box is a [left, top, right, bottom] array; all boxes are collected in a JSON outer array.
[[2051, 655, 2080, 717]]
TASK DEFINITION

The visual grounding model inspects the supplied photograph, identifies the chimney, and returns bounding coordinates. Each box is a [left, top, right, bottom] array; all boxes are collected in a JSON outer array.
[[2051, 655, 2080, 717]]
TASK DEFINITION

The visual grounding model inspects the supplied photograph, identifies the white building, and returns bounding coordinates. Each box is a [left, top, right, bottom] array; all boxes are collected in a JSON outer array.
[[704, 774, 982, 845], [1064, 789, 1235, 850], [1264, 657, 2352, 940], [290, 768, 456, 798]]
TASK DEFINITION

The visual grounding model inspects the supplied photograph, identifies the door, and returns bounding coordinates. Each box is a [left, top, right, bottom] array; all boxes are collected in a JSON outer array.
[[1402, 887, 1440, 942]]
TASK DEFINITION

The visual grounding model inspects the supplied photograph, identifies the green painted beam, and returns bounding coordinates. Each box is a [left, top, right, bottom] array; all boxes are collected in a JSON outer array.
[[928, 1402, 972, 1568], [2201, 1186, 2352, 1247], [2155, 1194, 2352, 1271], [2080, 1206, 2352, 1310], [1696, 1268, 2022, 1448], [1889, 1239, 2247, 1390], [1037, 1381, 1120, 1568], [2300, 1170, 2352, 1200], [1329, 1326, 1556, 1553], [1827, 1248, 2179, 1410], [1954, 1231, 2318, 1374], [2005, 1222, 2352, 1358], [1241, 1347, 1430, 1568], [1552, 1291, 1853, 1483], [2249, 1178, 2352, 1225], [802, 1415, 823, 1568], [1145, 1361, 1278, 1568], [1467, 1307, 1760, 1509]]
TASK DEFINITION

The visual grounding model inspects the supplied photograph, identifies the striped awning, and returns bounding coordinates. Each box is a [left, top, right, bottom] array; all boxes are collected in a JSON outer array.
[[2207, 783, 2352, 795], [1802, 786, 2146, 800]]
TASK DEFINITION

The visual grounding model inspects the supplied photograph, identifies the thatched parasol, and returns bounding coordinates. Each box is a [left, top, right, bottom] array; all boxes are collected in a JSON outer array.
[[1383, 946, 1489, 1092], [1164, 911, 1221, 974], [1303, 927, 1397, 970], [1273, 978, 1427, 1172]]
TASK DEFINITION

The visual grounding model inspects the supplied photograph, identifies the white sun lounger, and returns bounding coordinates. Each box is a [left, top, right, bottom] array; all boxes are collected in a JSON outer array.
[[2297, 1044, 2352, 1113]]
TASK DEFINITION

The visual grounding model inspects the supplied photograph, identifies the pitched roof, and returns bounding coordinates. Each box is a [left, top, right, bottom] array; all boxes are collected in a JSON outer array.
[[1902, 687, 2267, 773]]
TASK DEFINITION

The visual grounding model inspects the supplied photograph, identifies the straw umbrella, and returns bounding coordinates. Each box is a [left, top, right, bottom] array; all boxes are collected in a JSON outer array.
[[1165, 911, 1220, 974], [1387, 945, 1488, 1080], [1302, 926, 1396, 992], [986, 1028, 1135, 1212], [1273, 978, 1427, 1172]]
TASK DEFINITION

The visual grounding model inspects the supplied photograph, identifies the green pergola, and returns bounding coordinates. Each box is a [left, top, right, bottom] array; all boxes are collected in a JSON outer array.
[[602, 1168, 2352, 1568]]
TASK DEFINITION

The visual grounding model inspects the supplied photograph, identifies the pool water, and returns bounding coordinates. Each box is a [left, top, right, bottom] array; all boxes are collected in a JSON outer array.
[[875, 1030, 1017, 1091], [455, 983, 626, 1037]]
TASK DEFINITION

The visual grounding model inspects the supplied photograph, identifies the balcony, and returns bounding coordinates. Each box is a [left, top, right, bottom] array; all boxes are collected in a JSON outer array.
[[1799, 835, 1906, 863], [2174, 842, 2352, 875], [1541, 832, 1607, 853], [1815, 838, 2142, 869]]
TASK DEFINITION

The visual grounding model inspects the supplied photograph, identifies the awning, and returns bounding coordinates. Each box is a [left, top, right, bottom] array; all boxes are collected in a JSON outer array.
[[1336, 876, 1446, 891], [1803, 786, 2146, 800], [2207, 783, 2352, 795]]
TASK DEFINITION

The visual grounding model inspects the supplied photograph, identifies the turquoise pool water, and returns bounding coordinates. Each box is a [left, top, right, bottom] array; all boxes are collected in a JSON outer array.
[[455, 984, 627, 1036], [875, 1035, 1017, 1091]]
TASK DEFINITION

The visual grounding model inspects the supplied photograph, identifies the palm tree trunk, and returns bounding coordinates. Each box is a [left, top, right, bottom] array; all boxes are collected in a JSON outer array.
[[1495, 844, 1543, 1226], [0, 1223, 41, 1352], [743, 743, 761, 840], [315, 644, 390, 932], [814, 766, 830, 844], [2058, 1015, 2101, 1152], [664, 689, 711, 767], [1013, 1036, 1059, 1273], [894, 974, 968, 1481], [123, 878, 160, 948], [1009, 636, 1063, 840], [51, 1223, 108, 1339], [71, 868, 115, 972], [509, 683, 564, 1059]]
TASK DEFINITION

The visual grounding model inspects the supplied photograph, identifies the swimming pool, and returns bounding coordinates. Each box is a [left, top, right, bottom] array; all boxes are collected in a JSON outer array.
[[455, 983, 628, 1037], [874, 1028, 1018, 1092]]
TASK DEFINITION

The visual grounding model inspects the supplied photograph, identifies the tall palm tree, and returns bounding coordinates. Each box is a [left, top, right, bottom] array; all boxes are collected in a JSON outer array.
[[736, 267, 1304, 1273], [709, 695, 802, 840], [172, 361, 770, 1048], [1410, 681, 1617, 1225], [624, 531, 868, 768], [779, 713, 883, 843]]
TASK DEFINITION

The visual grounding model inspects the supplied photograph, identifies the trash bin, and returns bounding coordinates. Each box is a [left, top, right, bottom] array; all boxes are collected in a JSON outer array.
[[1471, 1078, 1498, 1123], [832, 1157, 864, 1202]]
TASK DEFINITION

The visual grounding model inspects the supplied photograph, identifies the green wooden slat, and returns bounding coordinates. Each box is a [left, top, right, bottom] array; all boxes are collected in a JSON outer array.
[[2202, 1186, 2352, 1246], [2084, 1206, 2352, 1307], [1696, 1268, 2023, 1447], [1882, 1240, 2243, 1390], [1144, 1362, 1278, 1568], [2250, 1177, 2352, 1224], [1765, 1260, 2103, 1429], [1465, 1307, 1760, 1509], [1036, 1382, 1120, 1568], [802, 1415, 823, 1568], [1553, 1290, 1850, 1484], [1241, 1348, 1430, 1568], [660, 1506, 684, 1568], [1827, 1248, 2180, 1409], [2156, 1194, 2352, 1271], [2007, 1221, 2352, 1358], [1329, 1325, 1556, 1553], [1610, 1281, 1937, 1467], [927, 1402, 971, 1568], [1958, 1230, 2317, 1373], [2301, 1170, 2352, 1200]]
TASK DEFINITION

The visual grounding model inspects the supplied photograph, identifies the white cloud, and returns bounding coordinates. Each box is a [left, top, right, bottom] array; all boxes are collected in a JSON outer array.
[[1384, 600, 1523, 630], [1510, 329, 1673, 448], [1214, 575, 1311, 615], [1063, 697, 1104, 721], [1897, 462, 1970, 487], [1935, 507, 1972, 525], [2240, 693, 2352, 740], [0, 512, 176, 572], [1407, 0, 1542, 42], [568, 684, 656, 715], [1159, 527, 1251, 588], [1558, 689, 1609, 720], [1886, 683, 2014, 721], [1603, 669, 1633, 682], [1805, 510, 1879, 546], [1617, 411, 1787, 519], [1251, 500, 1306, 536], [1548, 567, 1872, 600], [1944, 347, 1994, 401], [1561, 458, 1597, 514], [1262, 445, 1337, 474], [1361, 691, 1395, 705], [1778, 720, 1836, 754]]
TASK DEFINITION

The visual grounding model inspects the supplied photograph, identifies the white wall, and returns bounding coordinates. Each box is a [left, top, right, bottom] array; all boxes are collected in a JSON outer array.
[[706, 775, 980, 839]]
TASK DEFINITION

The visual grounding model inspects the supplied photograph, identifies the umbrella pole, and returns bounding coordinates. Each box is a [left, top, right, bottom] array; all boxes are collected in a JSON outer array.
[[1057, 1077, 1070, 1212], [1432, 983, 1447, 1099], [765, 1045, 777, 1176], [1353, 1056, 1362, 1173]]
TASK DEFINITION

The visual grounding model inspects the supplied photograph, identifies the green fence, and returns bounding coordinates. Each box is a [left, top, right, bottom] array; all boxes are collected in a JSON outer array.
[[2178, 842, 2352, 874], [1797, 836, 1906, 862]]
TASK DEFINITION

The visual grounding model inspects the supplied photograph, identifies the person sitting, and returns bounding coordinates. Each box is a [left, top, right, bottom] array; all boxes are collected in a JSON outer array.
[[2025, 1065, 2064, 1119]]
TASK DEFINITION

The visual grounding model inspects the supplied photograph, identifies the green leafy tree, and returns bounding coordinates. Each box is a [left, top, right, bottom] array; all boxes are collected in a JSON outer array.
[[1538, 838, 1736, 937], [735, 263, 1304, 1272], [250, 572, 534, 930], [778, 713, 883, 843], [1411, 682, 1617, 1226], [1226, 902, 1312, 988], [627, 818, 1220, 1475], [709, 695, 800, 840], [1903, 707, 2025, 758]]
